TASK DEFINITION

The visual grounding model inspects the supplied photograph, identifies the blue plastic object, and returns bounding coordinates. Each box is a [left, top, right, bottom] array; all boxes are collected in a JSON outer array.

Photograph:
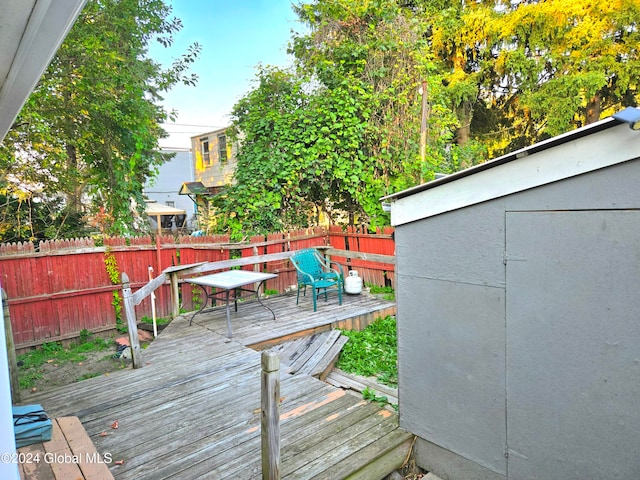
[[291, 248, 344, 311], [13, 404, 52, 447]]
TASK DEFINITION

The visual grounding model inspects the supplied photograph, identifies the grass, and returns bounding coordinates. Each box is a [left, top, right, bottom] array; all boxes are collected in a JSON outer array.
[[367, 284, 395, 301], [337, 315, 397, 388], [17, 332, 112, 389], [140, 315, 172, 325]]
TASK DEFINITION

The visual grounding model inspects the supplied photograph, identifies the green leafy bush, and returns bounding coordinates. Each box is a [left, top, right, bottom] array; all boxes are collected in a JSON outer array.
[[337, 315, 397, 387]]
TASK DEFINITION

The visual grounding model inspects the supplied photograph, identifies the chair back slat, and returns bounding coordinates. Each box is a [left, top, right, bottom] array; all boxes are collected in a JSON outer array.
[[291, 248, 344, 311], [291, 249, 324, 280]]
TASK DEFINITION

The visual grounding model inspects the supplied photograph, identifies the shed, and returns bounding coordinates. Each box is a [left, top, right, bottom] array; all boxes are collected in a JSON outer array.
[[384, 111, 640, 480]]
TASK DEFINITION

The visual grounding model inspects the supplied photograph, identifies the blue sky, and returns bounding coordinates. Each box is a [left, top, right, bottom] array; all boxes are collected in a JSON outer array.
[[149, 0, 304, 149]]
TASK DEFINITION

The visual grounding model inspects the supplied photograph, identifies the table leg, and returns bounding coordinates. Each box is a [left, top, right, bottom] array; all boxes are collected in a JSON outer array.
[[225, 289, 233, 338], [189, 285, 210, 326], [255, 280, 276, 321]]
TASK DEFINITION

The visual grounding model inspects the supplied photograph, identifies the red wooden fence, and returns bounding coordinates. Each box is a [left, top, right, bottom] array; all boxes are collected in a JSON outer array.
[[328, 225, 395, 287], [0, 227, 393, 351]]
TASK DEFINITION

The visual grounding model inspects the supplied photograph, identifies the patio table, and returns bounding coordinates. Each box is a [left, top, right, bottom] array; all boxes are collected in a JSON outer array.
[[185, 270, 278, 338]]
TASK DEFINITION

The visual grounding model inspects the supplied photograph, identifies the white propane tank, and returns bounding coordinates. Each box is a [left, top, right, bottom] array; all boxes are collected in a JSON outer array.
[[344, 270, 363, 295]]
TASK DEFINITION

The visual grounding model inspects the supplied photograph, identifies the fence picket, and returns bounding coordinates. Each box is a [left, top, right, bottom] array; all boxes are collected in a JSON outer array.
[[0, 228, 393, 350]]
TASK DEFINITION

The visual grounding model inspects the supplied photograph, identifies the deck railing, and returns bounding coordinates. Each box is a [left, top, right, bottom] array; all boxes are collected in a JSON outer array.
[[1, 227, 393, 351]]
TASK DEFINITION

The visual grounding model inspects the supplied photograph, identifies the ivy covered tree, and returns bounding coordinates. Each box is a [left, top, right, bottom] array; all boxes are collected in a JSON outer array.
[[214, 0, 461, 236], [213, 0, 640, 236], [214, 66, 385, 236], [0, 0, 200, 242]]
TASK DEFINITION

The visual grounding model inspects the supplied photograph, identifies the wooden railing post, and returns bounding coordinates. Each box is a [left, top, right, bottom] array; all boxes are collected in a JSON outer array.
[[2, 288, 20, 403], [261, 351, 280, 480], [170, 272, 180, 319], [121, 272, 143, 369]]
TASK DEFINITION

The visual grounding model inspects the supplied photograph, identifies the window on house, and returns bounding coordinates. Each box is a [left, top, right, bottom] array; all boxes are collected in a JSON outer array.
[[202, 138, 210, 166], [218, 134, 228, 162], [166, 201, 175, 208]]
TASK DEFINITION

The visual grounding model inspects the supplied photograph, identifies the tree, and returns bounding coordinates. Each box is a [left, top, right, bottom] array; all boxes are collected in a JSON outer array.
[[426, 0, 640, 155], [213, 66, 385, 237], [489, 0, 640, 145], [213, 0, 640, 236], [212, 0, 465, 236], [0, 0, 200, 241]]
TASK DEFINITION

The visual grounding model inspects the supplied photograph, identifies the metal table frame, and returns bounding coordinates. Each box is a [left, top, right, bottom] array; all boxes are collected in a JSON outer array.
[[184, 270, 278, 338]]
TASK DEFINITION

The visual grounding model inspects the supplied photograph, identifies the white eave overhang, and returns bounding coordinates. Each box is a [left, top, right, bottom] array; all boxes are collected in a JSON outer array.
[[383, 114, 640, 227], [0, 0, 87, 142]]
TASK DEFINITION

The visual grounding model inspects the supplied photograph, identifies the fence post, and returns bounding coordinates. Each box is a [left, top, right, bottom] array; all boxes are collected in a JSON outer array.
[[2, 289, 20, 403], [261, 351, 280, 480], [121, 273, 143, 369]]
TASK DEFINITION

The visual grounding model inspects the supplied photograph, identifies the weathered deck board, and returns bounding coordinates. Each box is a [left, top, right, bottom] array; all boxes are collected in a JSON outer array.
[[18, 417, 114, 480], [188, 290, 396, 349], [19, 292, 410, 480]]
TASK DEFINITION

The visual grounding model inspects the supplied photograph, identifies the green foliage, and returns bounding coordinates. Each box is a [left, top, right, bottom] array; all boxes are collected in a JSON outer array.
[[428, 0, 640, 154], [17, 335, 112, 389], [191, 286, 203, 311], [362, 386, 397, 410], [0, 192, 91, 244], [140, 315, 172, 325], [211, 66, 387, 235], [0, 0, 200, 241], [104, 249, 120, 285], [104, 248, 125, 332], [337, 315, 397, 387], [367, 284, 395, 301]]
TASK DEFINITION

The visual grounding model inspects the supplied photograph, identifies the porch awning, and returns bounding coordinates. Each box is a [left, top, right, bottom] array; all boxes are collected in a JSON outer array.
[[145, 202, 186, 216]]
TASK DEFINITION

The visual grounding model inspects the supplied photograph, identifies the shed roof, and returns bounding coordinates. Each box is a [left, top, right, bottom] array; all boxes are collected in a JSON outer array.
[[385, 111, 640, 227], [0, 0, 87, 141]]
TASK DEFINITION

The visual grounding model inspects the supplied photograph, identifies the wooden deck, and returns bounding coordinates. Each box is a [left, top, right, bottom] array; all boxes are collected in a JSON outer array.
[[22, 291, 411, 479]]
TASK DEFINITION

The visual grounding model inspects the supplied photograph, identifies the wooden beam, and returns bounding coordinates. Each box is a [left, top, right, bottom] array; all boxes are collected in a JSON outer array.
[[130, 272, 168, 306], [324, 248, 395, 265], [261, 351, 280, 480], [121, 272, 143, 369], [166, 251, 295, 278]]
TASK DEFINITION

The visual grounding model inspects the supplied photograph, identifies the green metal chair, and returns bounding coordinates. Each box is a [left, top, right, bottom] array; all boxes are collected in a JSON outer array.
[[291, 248, 344, 311]]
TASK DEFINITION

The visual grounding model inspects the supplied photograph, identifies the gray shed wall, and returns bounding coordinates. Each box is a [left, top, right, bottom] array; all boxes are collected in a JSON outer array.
[[396, 159, 640, 479]]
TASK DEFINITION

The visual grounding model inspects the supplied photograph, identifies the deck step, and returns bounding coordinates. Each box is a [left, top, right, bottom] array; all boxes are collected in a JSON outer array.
[[272, 330, 349, 379], [319, 425, 414, 480], [18, 416, 114, 480]]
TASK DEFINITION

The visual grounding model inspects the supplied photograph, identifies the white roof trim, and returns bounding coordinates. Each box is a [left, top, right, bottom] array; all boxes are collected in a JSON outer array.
[[0, 0, 87, 141], [390, 122, 640, 226]]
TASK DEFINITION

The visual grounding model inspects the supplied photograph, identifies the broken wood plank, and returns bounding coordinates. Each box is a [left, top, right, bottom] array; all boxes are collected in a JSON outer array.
[[288, 330, 341, 374], [310, 335, 349, 379], [295, 330, 342, 375]]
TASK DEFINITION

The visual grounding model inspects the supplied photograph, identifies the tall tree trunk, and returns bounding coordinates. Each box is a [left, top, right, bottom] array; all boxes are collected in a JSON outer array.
[[65, 144, 83, 214]]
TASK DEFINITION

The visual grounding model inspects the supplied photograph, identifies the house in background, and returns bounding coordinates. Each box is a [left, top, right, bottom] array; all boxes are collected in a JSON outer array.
[[191, 127, 238, 195], [0, 1, 88, 478], [384, 110, 640, 480], [144, 147, 196, 231], [187, 127, 239, 230]]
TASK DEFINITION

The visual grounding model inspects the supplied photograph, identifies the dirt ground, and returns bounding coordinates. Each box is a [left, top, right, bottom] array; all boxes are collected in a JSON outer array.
[[18, 341, 136, 402]]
